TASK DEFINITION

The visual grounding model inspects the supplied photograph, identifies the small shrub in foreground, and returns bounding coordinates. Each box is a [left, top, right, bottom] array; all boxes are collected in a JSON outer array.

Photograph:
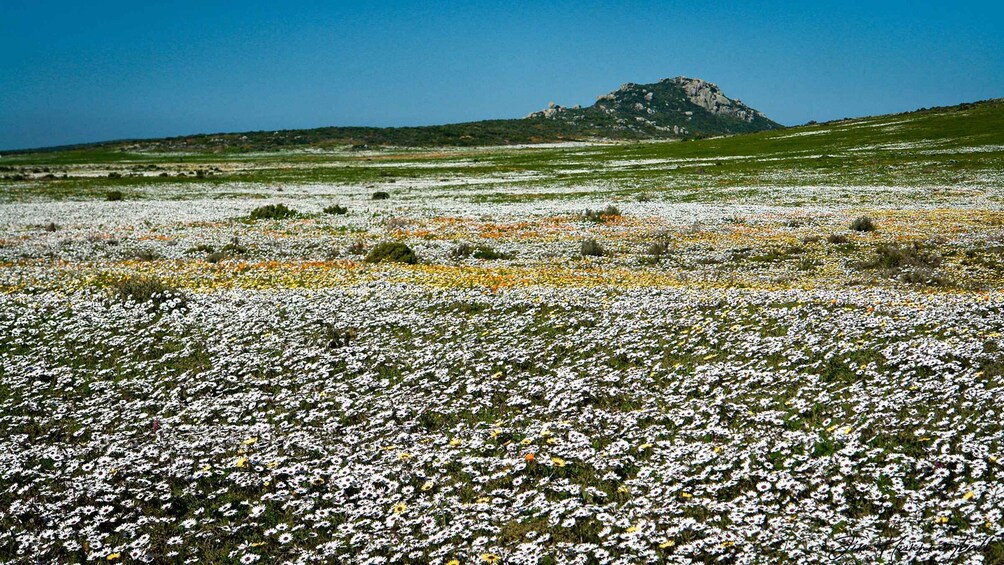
[[105, 190, 125, 201], [110, 276, 186, 310], [365, 241, 418, 264], [248, 204, 297, 221], [581, 205, 622, 223], [850, 216, 876, 232], [324, 205, 348, 215], [580, 238, 605, 257], [371, 191, 391, 200]]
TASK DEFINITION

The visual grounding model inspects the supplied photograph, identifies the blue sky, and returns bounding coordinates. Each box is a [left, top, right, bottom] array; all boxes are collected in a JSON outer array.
[[2, 1, 1002, 150]]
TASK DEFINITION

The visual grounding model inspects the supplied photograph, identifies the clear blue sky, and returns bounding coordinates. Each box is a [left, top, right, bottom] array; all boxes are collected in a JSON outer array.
[[2, 1, 1002, 150]]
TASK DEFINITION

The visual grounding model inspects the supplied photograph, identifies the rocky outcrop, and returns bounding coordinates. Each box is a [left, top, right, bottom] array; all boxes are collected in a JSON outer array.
[[525, 76, 780, 138]]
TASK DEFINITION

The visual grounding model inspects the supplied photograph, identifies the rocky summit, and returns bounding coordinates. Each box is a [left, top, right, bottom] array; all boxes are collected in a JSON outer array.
[[526, 76, 781, 137]]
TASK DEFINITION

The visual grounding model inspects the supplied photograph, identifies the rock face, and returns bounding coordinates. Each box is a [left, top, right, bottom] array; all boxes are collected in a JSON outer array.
[[525, 76, 780, 138]]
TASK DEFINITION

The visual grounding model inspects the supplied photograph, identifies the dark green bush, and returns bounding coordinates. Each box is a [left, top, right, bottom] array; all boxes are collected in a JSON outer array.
[[863, 242, 941, 270], [371, 191, 391, 200], [580, 238, 605, 257], [473, 245, 506, 260], [110, 276, 186, 310], [248, 204, 297, 221], [850, 216, 876, 232], [827, 234, 849, 244], [452, 242, 506, 260], [105, 190, 125, 201], [365, 241, 418, 264], [324, 204, 349, 215]]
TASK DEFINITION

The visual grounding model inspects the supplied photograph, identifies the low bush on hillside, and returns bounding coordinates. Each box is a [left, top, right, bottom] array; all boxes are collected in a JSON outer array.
[[850, 216, 876, 232], [365, 241, 418, 264], [581, 205, 622, 223], [248, 204, 297, 221], [580, 238, 606, 257]]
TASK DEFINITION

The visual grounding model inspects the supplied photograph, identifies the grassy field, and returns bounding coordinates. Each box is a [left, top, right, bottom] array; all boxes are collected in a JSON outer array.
[[1, 100, 1003, 563]]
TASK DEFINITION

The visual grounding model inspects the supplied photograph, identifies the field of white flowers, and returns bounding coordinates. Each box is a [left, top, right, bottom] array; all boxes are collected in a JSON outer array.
[[2, 117, 1004, 563]]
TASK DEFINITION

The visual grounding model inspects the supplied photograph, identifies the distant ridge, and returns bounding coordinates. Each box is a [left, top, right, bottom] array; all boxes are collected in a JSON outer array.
[[2, 76, 784, 154]]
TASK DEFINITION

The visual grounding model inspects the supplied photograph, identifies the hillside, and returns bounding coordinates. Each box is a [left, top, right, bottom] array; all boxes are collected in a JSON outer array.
[[2, 77, 780, 154]]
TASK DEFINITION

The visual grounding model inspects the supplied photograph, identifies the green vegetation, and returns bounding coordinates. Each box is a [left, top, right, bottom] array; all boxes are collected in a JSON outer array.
[[850, 216, 876, 232], [248, 203, 298, 220], [364, 241, 419, 264], [580, 238, 606, 257]]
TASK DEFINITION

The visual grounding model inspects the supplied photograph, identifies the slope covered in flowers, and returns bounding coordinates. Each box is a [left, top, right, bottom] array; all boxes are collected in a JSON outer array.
[[1, 101, 1004, 563]]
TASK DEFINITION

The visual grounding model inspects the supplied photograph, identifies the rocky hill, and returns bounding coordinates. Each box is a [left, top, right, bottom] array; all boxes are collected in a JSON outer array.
[[5, 77, 782, 154], [525, 77, 781, 137]]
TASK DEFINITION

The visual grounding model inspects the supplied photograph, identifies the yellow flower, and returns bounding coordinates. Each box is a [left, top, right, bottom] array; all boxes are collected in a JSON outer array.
[[311, 477, 325, 486], [242, 437, 258, 446], [659, 540, 676, 549], [392, 502, 407, 514], [449, 438, 462, 447], [106, 553, 121, 561], [625, 525, 639, 533], [713, 446, 723, 454], [235, 457, 248, 468], [446, 561, 460, 565], [476, 497, 490, 503], [935, 516, 949, 524], [551, 457, 566, 467], [521, 438, 533, 445], [200, 464, 211, 471], [680, 492, 693, 499], [638, 443, 653, 451], [421, 480, 435, 491], [481, 554, 500, 563], [397, 452, 412, 461], [962, 490, 975, 500]]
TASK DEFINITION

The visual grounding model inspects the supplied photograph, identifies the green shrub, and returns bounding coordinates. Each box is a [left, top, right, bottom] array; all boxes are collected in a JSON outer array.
[[105, 190, 125, 201], [324, 204, 349, 215], [110, 276, 186, 310], [863, 242, 940, 270], [248, 204, 297, 221], [647, 239, 671, 257], [827, 234, 849, 244], [371, 191, 391, 200], [850, 216, 876, 232], [581, 205, 622, 223], [473, 245, 506, 260], [365, 241, 418, 264], [580, 238, 605, 257]]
